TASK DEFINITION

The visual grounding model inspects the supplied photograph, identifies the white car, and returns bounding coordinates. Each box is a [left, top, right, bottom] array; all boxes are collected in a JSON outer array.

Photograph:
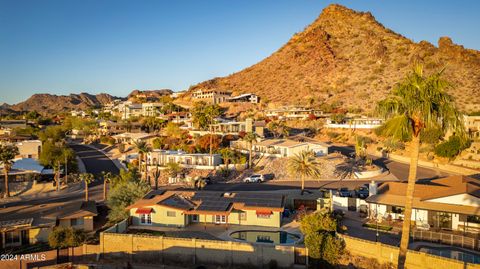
[[243, 174, 264, 183]]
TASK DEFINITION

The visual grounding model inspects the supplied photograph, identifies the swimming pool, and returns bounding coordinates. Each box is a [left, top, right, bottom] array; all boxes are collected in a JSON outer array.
[[418, 245, 480, 264], [230, 230, 300, 245]]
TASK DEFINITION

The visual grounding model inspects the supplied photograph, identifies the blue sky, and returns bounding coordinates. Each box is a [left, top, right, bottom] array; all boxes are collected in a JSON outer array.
[[1, 0, 479, 104]]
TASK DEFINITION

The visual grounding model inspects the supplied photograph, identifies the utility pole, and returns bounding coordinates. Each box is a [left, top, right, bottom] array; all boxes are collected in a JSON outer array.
[[65, 154, 68, 185], [376, 203, 379, 242]]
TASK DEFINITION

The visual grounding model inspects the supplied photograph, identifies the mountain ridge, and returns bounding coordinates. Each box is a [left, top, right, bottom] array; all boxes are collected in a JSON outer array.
[[183, 4, 480, 113]]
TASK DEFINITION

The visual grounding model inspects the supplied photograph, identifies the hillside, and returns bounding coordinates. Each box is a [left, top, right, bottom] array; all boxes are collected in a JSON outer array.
[[127, 89, 173, 101], [11, 93, 121, 114], [185, 4, 480, 113]]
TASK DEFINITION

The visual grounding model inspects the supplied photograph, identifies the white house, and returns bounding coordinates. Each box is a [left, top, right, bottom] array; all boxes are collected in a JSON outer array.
[[228, 93, 260, 104], [231, 138, 330, 157], [366, 176, 480, 233], [146, 150, 222, 170], [112, 132, 155, 144], [325, 117, 384, 130], [192, 89, 232, 104]]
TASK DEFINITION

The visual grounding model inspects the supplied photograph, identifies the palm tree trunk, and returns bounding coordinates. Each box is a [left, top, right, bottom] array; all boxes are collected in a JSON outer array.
[[301, 174, 305, 195], [4, 169, 10, 198], [85, 182, 89, 201], [397, 134, 420, 269], [248, 141, 253, 168], [103, 181, 107, 201], [56, 166, 60, 192]]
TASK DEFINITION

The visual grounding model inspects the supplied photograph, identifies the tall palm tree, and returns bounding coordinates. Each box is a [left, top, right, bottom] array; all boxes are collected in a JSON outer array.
[[134, 140, 150, 181], [376, 65, 464, 269], [220, 148, 235, 168], [0, 145, 19, 198], [287, 150, 322, 195], [101, 171, 113, 201], [151, 160, 161, 190], [79, 173, 94, 201], [243, 132, 257, 168]]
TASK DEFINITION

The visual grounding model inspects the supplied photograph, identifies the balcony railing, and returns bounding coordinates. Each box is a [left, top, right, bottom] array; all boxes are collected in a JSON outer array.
[[411, 229, 480, 251]]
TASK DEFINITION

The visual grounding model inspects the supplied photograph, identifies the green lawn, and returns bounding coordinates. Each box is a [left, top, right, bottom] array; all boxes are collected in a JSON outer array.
[[362, 223, 393, 231]]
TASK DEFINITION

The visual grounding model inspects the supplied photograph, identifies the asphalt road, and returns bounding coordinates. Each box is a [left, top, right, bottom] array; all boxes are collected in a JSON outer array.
[[0, 144, 120, 208], [205, 145, 450, 192], [329, 145, 448, 181], [70, 144, 120, 186]]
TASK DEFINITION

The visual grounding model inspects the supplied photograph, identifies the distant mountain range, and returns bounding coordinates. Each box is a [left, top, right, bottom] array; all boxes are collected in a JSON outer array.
[[183, 4, 480, 113], [2, 89, 173, 115]]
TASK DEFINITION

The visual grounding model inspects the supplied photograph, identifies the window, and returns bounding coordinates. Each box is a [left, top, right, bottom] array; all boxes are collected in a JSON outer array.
[[257, 235, 273, 243], [215, 215, 226, 224], [191, 214, 199, 222], [5, 231, 20, 245], [140, 214, 152, 224], [467, 215, 480, 224], [257, 214, 271, 219], [71, 218, 84, 226], [239, 212, 247, 221], [387, 206, 404, 214], [167, 211, 176, 217]]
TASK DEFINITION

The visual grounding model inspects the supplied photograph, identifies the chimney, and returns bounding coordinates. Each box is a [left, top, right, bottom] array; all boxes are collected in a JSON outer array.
[[369, 180, 378, 196], [245, 118, 253, 133]]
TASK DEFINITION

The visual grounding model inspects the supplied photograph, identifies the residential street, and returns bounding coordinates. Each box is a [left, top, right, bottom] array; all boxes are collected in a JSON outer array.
[[0, 144, 120, 208]]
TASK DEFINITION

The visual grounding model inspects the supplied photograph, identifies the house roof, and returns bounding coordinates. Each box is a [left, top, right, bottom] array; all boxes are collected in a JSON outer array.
[[112, 132, 153, 140], [255, 139, 329, 149], [366, 176, 480, 215], [10, 158, 45, 174], [57, 201, 98, 219], [127, 190, 285, 215]]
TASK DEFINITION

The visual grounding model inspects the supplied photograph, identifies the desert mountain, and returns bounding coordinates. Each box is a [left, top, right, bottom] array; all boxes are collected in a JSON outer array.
[[127, 89, 173, 101], [186, 4, 480, 113], [11, 93, 121, 114]]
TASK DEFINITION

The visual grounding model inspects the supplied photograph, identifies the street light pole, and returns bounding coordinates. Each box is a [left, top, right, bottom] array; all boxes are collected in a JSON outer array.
[[376, 203, 379, 242]]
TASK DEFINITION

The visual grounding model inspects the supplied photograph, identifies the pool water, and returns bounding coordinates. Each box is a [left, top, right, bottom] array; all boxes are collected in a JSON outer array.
[[419, 246, 480, 264], [230, 230, 300, 245]]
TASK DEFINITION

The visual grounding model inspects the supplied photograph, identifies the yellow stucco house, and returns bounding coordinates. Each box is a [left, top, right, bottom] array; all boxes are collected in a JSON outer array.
[[127, 190, 285, 228], [0, 201, 98, 249]]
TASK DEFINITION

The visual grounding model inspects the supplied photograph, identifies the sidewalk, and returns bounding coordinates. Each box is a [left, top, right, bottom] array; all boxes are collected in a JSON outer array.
[[368, 150, 480, 176], [0, 181, 83, 205], [342, 210, 400, 246]]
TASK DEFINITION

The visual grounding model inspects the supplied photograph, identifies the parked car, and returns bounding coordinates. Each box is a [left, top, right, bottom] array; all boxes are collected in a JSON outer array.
[[338, 187, 351, 197], [355, 186, 369, 199], [243, 174, 264, 183]]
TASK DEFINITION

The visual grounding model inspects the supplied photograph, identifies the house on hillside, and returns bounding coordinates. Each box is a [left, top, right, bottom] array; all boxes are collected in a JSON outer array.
[[464, 115, 480, 139], [192, 89, 232, 104], [190, 118, 266, 137], [112, 132, 155, 144], [14, 140, 42, 159], [265, 107, 326, 120], [146, 150, 222, 170], [366, 176, 480, 233], [228, 93, 259, 104], [0, 201, 98, 249], [0, 120, 27, 136], [127, 190, 285, 228], [230, 138, 330, 157], [325, 117, 384, 130]]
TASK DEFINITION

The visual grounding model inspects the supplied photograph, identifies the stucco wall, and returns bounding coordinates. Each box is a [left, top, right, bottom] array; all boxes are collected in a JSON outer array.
[[129, 206, 186, 227], [100, 232, 302, 268], [342, 235, 480, 269]]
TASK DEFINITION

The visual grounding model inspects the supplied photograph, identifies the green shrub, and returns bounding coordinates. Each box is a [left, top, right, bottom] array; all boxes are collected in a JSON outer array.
[[327, 131, 340, 139], [434, 136, 470, 159], [420, 127, 443, 145], [362, 223, 393, 231]]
